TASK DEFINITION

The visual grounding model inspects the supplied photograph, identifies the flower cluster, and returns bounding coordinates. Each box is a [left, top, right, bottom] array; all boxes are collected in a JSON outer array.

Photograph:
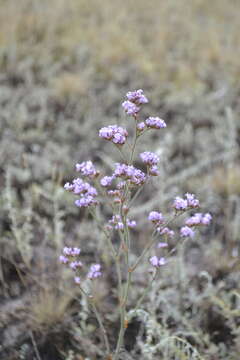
[[185, 213, 212, 227], [148, 211, 165, 225], [140, 151, 159, 166], [108, 215, 136, 230], [145, 117, 167, 129], [99, 125, 128, 145], [76, 161, 99, 179], [173, 193, 200, 211], [64, 178, 98, 208], [157, 227, 175, 238], [87, 264, 102, 279], [180, 226, 195, 238], [114, 163, 146, 186], [59, 247, 102, 283], [122, 89, 148, 116], [149, 256, 167, 267]]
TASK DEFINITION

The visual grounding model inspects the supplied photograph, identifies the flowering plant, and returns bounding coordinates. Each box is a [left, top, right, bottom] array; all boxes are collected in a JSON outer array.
[[60, 90, 212, 359]]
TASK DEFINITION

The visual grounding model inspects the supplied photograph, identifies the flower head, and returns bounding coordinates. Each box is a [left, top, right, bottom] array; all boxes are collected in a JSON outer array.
[[140, 152, 159, 166], [148, 211, 165, 224], [88, 264, 102, 279], [145, 117, 166, 129], [180, 226, 195, 238], [126, 89, 148, 105], [99, 125, 128, 145], [173, 197, 188, 211], [122, 101, 140, 116], [75, 161, 98, 178]]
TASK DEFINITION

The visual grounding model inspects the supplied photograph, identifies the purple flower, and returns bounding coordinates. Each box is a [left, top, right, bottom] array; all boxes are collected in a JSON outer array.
[[74, 276, 81, 284], [126, 89, 148, 105], [180, 226, 195, 238], [140, 152, 159, 166], [185, 212, 212, 226], [99, 125, 128, 145], [75, 195, 98, 208], [63, 247, 81, 256], [149, 256, 159, 267], [75, 161, 98, 178], [150, 256, 167, 267], [185, 193, 200, 208], [127, 219, 137, 228], [122, 101, 140, 116], [137, 122, 146, 131], [100, 176, 114, 187], [148, 211, 164, 224], [158, 257, 167, 266], [149, 165, 159, 176], [173, 197, 188, 211], [145, 117, 166, 129], [59, 255, 69, 264], [114, 163, 146, 186], [158, 227, 175, 238], [70, 261, 83, 270], [157, 242, 168, 248], [201, 213, 212, 225], [88, 264, 102, 279]]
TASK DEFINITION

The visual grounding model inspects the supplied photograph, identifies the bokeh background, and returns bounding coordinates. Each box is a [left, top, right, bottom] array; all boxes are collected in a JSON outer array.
[[0, 1, 240, 359]]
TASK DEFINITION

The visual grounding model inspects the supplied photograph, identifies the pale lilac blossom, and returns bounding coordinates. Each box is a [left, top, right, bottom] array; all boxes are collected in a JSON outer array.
[[75, 161, 98, 178], [99, 125, 128, 145], [137, 122, 146, 131], [148, 211, 165, 224], [88, 264, 102, 279], [126, 89, 148, 105], [140, 152, 159, 166], [180, 226, 195, 238], [100, 176, 114, 187], [157, 242, 168, 248], [122, 101, 140, 116], [145, 117, 166, 129], [173, 197, 188, 211]]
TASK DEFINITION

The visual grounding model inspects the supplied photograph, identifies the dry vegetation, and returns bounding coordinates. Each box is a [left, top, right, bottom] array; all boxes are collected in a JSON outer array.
[[0, 0, 240, 359]]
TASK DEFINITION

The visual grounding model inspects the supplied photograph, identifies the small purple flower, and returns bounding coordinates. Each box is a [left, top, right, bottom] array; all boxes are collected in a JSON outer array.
[[150, 256, 167, 267], [185, 193, 200, 208], [158, 227, 175, 238], [127, 219, 137, 228], [158, 257, 167, 266], [140, 152, 159, 166], [122, 101, 140, 116], [126, 89, 148, 105], [145, 117, 166, 129], [75, 161, 98, 178], [201, 213, 212, 225], [114, 163, 146, 186], [100, 176, 114, 187], [173, 197, 188, 211], [180, 226, 195, 238], [186, 212, 212, 226], [75, 195, 98, 208], [150, 256, 159, 267], [148, 211, 164, 224], [99, 125, 128, 145], [149, 165, 159, 176], [70, 261, 83, 270], [157, 242, 168, 248], [74, 276, 81, 284], [59, 255, 69, 264], [88, 264, 102, 279], [137, 122, 146, 131], [63, 247, 81, 256]]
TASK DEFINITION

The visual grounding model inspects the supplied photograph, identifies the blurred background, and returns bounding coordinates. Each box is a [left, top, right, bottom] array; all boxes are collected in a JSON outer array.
[[0, 0, 240, 359]]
